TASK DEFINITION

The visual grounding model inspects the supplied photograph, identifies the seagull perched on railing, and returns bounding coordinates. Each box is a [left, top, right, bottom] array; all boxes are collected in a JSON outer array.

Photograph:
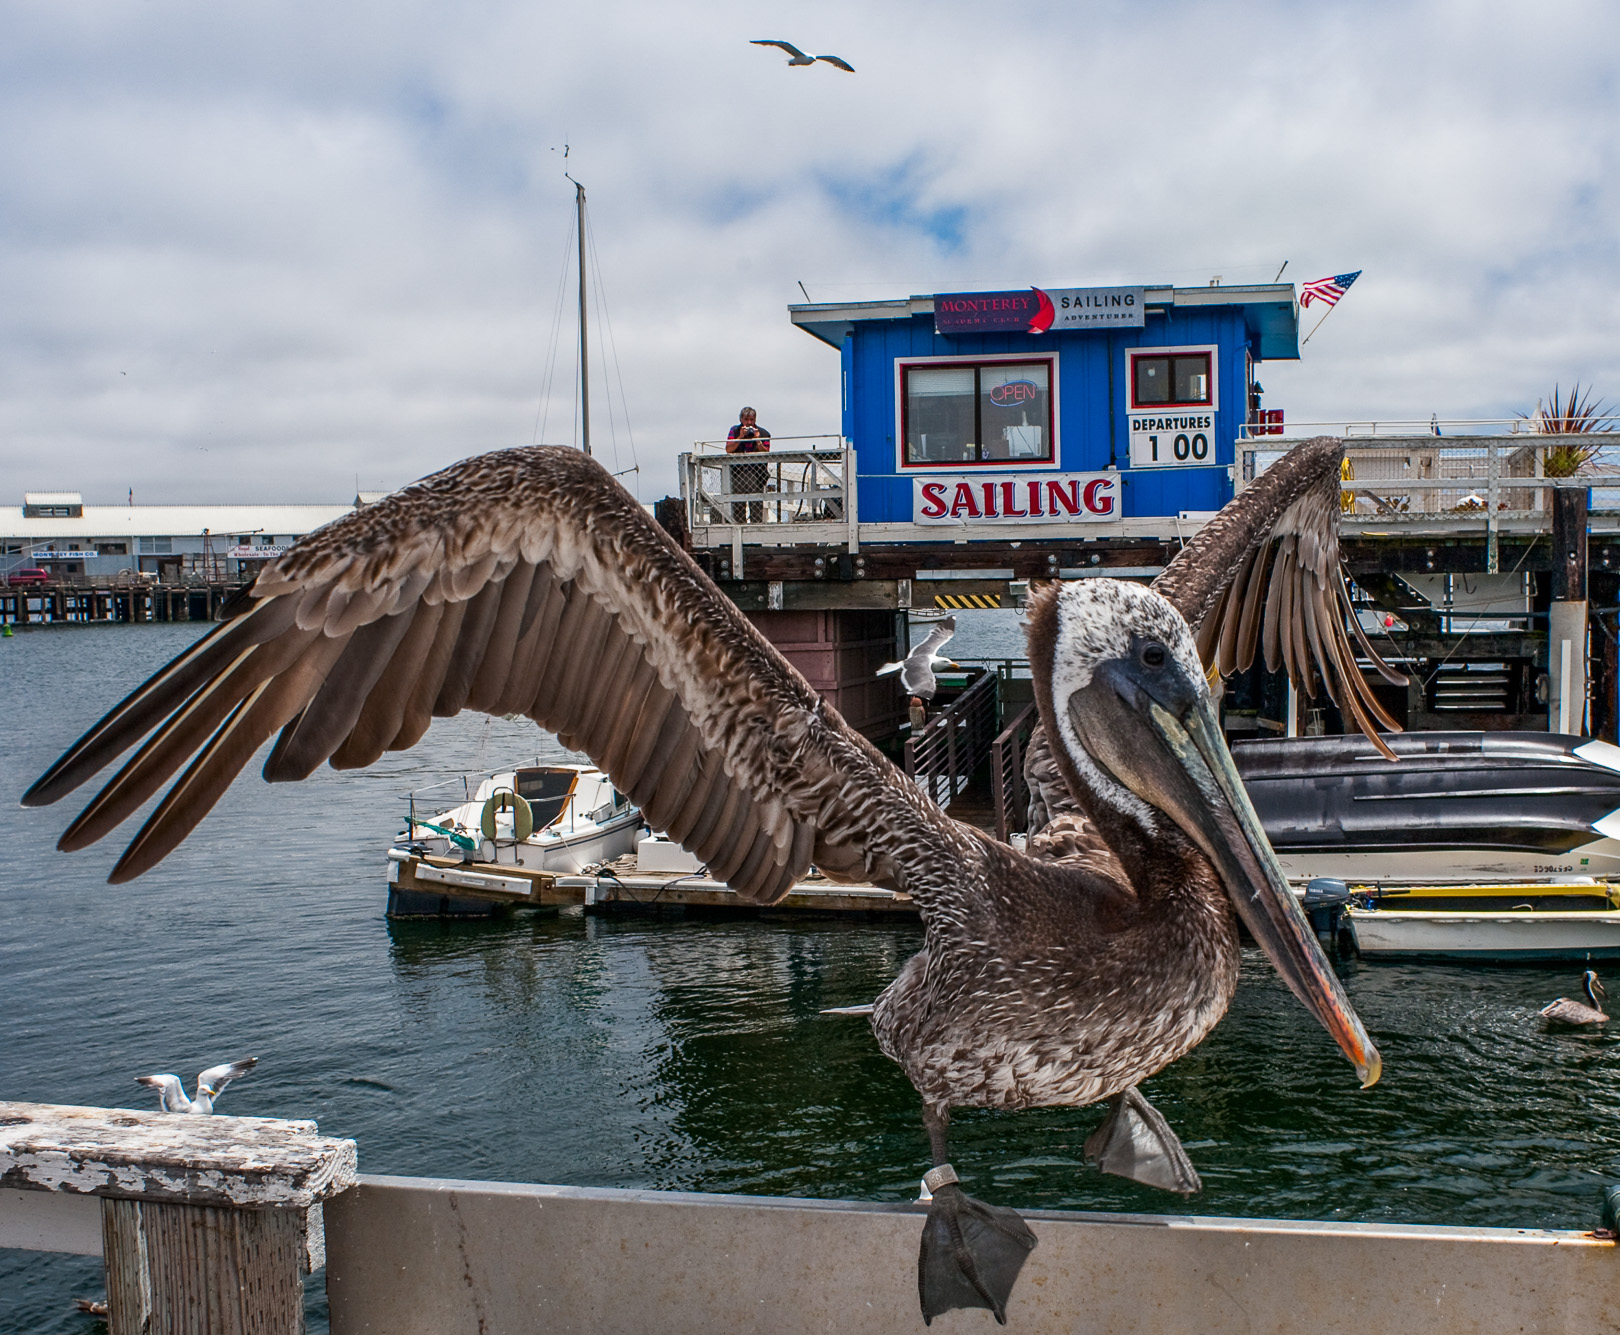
[[136, 1057, 257, 1114], [750, 39, 855, 72]]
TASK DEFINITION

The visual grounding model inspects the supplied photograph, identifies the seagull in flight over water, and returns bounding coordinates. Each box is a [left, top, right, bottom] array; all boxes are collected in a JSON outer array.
[[750, 39, 855, 72], [877, 616, 958, 701], [136, 1057, 257, 1114]]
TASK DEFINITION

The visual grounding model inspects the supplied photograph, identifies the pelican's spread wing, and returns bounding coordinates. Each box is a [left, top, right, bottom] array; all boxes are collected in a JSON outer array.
[[1153, 435, 1405, 756], [751, 38, 807, 58], [136, 1073, 187, 1112], [198, 1057, 257, 1093], [26, 448, 965, 903]]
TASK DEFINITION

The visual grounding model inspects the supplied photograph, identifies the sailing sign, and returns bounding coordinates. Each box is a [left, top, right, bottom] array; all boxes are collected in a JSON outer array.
[[913, 472, 1118, 525], [1042, 286, 1144, 329]]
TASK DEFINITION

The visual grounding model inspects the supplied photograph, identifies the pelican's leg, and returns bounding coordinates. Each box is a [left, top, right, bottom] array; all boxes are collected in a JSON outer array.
[[916, 1105, 1037, 1326], [1083, 1086, 1202, 1196]]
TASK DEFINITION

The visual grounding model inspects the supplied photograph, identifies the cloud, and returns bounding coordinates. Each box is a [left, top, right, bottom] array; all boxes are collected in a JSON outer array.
[[2, 0, 1618, 504]]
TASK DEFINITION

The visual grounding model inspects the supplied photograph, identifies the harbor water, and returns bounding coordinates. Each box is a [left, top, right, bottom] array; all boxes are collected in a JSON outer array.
[[4, 618, 1620, 1330]]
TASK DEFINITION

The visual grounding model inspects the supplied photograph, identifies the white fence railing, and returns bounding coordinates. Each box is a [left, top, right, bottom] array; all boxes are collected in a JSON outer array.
[[1240, 434, 1620, 516], [682, 438, 851, 530]]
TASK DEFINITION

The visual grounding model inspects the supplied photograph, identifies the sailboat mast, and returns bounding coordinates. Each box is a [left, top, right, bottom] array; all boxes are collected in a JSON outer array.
[[575, 180, 591, 457]]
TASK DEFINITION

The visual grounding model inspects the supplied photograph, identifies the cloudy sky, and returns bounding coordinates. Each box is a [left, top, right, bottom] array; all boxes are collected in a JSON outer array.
[[3, 0, 1617, 505]]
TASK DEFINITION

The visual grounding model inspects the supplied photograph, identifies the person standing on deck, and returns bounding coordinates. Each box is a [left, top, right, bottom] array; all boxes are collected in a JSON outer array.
[[726, 407, 771, 523]]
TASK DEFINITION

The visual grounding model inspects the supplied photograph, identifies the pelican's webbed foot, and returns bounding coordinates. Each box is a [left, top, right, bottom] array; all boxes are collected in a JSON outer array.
[[918, 1165, 1037, 1326], [1083, 1086, 1201, 1196]]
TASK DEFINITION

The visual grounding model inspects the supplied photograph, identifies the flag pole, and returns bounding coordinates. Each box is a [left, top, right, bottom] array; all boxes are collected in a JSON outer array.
[[1300, 304, 1338, 346]]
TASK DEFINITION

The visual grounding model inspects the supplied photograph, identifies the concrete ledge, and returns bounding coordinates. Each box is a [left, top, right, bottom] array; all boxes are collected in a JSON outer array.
[[0, 1186, 101, 1254], [325, 1175, 1619, 1334]]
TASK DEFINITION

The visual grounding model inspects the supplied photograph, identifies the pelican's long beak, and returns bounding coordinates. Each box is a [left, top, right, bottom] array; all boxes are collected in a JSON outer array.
[[1070, 656, 1381, 1088]]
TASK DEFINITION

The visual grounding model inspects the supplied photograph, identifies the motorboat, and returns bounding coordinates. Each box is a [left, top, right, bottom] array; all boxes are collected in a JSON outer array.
[[1234, 732, 1620, 883], [1345, 881, 1620, 960], [391, 763, 644, 876]]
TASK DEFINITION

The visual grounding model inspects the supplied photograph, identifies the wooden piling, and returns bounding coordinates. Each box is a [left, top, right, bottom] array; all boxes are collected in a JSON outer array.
[[1, 1100, 356, 1335]]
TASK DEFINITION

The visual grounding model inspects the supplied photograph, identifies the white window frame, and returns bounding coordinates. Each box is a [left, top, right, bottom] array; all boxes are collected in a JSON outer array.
[[1126, 344, 1219, 413], [893, 351, 1062, 472]]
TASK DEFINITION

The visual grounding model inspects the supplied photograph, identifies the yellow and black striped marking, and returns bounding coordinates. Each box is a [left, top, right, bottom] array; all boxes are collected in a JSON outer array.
[[933, 593, 1002, 610]]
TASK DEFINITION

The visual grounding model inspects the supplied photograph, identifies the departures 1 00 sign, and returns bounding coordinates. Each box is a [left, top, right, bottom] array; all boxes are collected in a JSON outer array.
[[1127, 412, 1216, 469]]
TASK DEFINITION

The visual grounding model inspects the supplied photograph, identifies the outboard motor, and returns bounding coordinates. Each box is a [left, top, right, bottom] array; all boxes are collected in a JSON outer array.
[[1301, 877, 1351, 950]]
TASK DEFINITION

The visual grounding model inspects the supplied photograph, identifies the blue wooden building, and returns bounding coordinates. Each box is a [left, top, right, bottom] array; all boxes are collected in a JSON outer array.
[[790, 282, 1298, 529]]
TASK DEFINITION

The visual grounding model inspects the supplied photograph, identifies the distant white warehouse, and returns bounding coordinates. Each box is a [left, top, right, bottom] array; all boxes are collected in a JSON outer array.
[[2, 491, 381, 581]]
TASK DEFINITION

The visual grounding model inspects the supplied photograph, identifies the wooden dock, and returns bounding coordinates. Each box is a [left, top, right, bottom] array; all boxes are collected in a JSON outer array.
[[0, 578, 247, 626], [386, 850, 919, 919]]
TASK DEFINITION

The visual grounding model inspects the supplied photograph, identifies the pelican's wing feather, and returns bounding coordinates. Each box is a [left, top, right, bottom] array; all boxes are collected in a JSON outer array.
[[26, 448, 971, 903], [1152, 436, 1405, 757]]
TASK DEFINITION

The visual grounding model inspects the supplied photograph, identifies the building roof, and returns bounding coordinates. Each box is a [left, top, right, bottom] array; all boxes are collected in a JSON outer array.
[[3, 502, 355, 542], [789, 282, 1301, 359]]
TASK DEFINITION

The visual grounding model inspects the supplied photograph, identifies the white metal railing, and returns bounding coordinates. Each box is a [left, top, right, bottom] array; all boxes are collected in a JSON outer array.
[[1238, 432, 1620, 575], [1240, 435, 1620, 513], [1239, 415, 1620, 440], [682, 439, 851, 530]]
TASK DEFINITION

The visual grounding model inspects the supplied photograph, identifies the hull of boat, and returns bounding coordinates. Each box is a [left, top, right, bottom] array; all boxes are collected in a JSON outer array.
[[397, 764, 645, 879], [479, 812, 644, 875], [1348, 907, 1620, 960], [1275, 840, 1620, 883], [1236, 731, 1620, 884]]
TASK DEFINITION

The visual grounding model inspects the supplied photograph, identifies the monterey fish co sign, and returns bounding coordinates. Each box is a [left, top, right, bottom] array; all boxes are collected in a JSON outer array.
[[914, 472, 1118, 525], [934, 286, 1145, 335]]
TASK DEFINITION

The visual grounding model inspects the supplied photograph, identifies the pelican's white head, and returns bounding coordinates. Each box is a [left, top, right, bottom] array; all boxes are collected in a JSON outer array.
[[1044, 578, 1205, 827]]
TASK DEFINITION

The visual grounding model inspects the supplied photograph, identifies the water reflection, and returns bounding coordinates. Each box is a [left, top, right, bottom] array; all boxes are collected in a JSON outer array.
[[8, 621, 1620, 1331]]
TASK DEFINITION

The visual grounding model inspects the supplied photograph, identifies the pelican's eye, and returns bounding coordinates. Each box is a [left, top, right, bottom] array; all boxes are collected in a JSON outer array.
[[1141, 642, 1167, 668]]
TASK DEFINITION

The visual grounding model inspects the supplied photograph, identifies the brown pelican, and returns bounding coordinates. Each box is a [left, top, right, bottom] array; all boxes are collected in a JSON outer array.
[[1540, 972, 1608, 1025], [24, 437, 1382, 1325]]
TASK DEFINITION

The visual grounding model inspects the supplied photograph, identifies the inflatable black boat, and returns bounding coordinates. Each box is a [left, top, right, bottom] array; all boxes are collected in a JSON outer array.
[[1233, 731, 1620, 883]]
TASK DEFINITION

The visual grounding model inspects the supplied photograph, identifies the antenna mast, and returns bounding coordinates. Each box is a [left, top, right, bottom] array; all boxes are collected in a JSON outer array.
[[574, 179, 590, 456]]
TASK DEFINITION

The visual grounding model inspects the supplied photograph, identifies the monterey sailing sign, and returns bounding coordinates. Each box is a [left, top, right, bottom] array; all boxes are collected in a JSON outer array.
[[934, 286, 1145, 335], [913, 472, 1119, 524]]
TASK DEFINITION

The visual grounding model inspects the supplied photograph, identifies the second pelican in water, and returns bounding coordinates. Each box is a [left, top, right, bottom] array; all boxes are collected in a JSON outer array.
[[1541, 972, 1608, 1026]]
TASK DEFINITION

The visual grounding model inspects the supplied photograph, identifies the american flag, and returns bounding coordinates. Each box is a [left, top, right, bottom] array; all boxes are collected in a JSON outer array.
[[1300, 270, 1360, 309]]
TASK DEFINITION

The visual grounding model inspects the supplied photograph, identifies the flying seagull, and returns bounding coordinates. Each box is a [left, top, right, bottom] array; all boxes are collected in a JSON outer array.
[[1540, 971, 1608, 1026], [135, 1057, 258, 1114], [751, 39, 855, 72], [29, 437, 1388, 1325], [877, 616, 957, 700]]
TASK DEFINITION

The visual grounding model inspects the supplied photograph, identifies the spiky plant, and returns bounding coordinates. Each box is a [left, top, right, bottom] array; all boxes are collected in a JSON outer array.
[[1522, 383, 1608, 477]]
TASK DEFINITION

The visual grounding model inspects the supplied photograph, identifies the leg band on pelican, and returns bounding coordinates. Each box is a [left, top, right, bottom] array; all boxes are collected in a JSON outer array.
[[917, 1161, 1037, 1326]]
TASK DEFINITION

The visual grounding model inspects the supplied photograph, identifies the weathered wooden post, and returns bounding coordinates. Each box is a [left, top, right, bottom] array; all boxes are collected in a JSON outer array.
[[1, 1101, 356, 1335]]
